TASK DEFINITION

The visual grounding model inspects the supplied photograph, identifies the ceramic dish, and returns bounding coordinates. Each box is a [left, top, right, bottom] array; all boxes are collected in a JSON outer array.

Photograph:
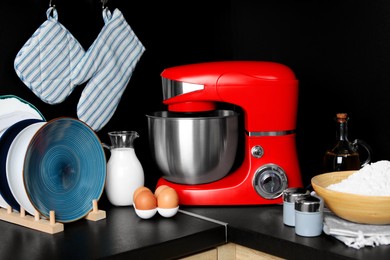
[[134, 206, 158, 219], [23, 117, 106, 223], [6, 121, 47, 215], [0, 118, 44, 211], [0, 95, 45, 137], [0, 193, 8, 208], [157, 206, 179, 218]]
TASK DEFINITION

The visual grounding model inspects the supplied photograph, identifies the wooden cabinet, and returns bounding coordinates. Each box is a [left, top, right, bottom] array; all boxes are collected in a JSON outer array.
[[181, 243, 284, 260]]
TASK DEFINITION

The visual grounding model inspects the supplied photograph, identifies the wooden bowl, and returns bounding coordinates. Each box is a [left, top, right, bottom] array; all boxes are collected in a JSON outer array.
[[311, 171, 390, 224]]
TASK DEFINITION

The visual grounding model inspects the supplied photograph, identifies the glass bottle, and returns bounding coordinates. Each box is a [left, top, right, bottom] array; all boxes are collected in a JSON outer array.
[[322, 113, 371, 172]]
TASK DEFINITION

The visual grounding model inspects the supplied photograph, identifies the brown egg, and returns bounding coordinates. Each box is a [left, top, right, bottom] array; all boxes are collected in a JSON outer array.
[[154, 185, 170, 198], [133, 186, 152, 202], [134, 190, 157, 210], [157, 187, 179, 209]]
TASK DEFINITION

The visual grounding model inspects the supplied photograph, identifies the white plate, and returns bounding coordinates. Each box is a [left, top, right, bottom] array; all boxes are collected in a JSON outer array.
[[0, 193, 8, 208], [6, 122, 46, 215], [0, 95, 45, 138]]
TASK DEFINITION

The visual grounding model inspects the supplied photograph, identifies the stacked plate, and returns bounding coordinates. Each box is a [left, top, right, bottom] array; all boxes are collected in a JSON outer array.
[[0, 118, 45, 211], [0, 95, 106, 223], [0, 95, 45, 210]]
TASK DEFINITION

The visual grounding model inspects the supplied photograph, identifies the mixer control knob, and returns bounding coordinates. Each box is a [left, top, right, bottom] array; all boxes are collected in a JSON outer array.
[[252, 164, 288, 199], [251, 145, 264, 158]]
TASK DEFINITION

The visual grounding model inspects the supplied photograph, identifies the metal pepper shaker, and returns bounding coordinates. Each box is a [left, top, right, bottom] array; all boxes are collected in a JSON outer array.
[[282, 188, 310, 226], [294, 195, 323, 237]]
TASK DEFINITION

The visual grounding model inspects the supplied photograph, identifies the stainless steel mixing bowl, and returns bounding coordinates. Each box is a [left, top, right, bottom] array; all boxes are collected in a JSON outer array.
[[146, 110, 239, 184]]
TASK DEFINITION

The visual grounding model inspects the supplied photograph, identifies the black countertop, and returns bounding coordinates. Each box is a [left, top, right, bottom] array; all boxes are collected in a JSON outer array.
[[0, 206, 226, 260], [1, 204, 389, 260], [182, 205, 390, 260]]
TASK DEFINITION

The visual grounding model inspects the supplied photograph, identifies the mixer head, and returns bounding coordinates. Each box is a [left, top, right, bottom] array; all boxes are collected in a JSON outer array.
[[160, 61, 299, 133]]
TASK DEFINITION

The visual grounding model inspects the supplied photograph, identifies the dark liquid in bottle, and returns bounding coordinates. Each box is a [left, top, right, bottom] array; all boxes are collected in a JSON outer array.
[[323, 151, 360, 172]]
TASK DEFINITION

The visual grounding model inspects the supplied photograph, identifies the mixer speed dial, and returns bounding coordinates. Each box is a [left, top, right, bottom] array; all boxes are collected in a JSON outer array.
[[253, 164, 288, 199]]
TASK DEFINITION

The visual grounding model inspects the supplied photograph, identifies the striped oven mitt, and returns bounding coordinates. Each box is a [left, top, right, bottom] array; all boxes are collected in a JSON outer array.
[[14, 7, 85, 104], [72, 8, 145, 131]]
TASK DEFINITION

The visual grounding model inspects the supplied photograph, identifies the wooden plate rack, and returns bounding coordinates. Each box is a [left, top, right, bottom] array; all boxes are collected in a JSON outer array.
[[0, 199, 106, 234]]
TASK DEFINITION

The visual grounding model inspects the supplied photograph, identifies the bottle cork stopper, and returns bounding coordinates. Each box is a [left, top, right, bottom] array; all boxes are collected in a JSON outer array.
[[336, 113, 348, 122], [336, 113, 347, 119]]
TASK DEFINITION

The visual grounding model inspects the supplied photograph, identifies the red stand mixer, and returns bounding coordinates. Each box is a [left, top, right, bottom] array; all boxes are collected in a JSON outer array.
[[151, 61, 303, 205]]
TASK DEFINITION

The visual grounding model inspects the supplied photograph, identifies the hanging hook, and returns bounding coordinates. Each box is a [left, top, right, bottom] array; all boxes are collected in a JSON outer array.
[[101, 0, 108, 9], [48, 0, 56, 18]]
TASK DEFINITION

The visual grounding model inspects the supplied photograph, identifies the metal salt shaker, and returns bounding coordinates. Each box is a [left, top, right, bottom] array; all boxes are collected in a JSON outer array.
[[282, 188, 310, 226], [294, 195, 323, 237]]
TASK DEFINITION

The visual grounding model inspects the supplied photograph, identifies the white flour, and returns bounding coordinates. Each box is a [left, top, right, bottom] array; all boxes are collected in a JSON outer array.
[[327, 160, 390, 196]]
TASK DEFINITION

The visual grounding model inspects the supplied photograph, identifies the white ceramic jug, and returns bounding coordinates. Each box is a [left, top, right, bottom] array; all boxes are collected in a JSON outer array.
[[103, 131, 144, 206]]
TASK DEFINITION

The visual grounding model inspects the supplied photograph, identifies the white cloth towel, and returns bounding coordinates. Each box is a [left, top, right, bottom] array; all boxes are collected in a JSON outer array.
[[323, 211, 390, 249]]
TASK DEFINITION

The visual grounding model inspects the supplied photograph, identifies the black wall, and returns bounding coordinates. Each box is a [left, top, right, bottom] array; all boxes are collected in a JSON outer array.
[[1, 0, 389, 191]]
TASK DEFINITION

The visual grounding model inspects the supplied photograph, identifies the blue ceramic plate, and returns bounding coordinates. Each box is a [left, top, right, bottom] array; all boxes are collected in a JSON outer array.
[[23, 117, 106, 223], [0, 118, 45, 211]]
